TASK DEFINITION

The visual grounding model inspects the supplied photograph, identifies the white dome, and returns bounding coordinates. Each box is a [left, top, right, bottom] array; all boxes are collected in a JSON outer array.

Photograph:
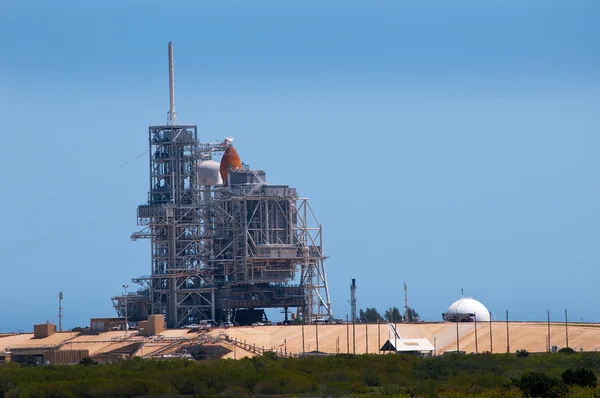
[[446, 298, 490, 322], [196, 159, 223, 186]]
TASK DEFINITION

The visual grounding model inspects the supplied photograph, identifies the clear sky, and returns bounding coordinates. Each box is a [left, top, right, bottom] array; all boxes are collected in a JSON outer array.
[[1, 1, 599, 331]]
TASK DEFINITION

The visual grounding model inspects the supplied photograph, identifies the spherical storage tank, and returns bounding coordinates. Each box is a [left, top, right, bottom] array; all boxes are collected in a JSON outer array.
[[196, 159, 223, 186], [446, 298, 490, 322]]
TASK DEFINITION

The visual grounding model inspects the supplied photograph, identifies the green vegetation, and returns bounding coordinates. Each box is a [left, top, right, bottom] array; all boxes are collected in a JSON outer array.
[[560, 347, 576, 354], [516, 349, 530, 358], [385, 307, 404, 323], [358, 306, 420, 323], [1, 352, 599, 397], [359, 308, 383, 323]]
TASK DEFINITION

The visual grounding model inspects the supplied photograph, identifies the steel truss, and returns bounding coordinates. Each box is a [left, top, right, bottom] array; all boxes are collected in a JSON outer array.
[[119, 127, 332, 326], [135, 125, 218, 328], [295, 198, 332, 321]]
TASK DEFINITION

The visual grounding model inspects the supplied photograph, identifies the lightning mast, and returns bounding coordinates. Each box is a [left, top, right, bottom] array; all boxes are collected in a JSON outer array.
[[167, 42, 177, 125]]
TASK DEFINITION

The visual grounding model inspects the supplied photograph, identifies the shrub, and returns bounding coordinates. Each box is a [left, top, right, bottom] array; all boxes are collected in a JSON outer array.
[[559, 347, 576, 354], [262, 350, 279, 361], [318, 381, 364, 398], [516, 349, 529, 358], [78, 357, 97, 366], [378, 383, 406, 396], [566, 386, 595, 397], [439, 388, 525, 398], [562, 368, 597, 388], [253, 379, 280, 395], [222, 385, 249, 396], [514, 370, 567, 398], [364, 369, 381, 387]]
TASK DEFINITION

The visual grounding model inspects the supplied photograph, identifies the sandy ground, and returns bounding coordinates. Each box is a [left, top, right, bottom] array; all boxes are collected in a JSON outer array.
[[209, 322, 600, 356], [3, 322, 599, 359]]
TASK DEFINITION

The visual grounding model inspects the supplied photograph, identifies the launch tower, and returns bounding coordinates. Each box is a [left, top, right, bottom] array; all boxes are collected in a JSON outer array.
[[112, 43, 332, 327]]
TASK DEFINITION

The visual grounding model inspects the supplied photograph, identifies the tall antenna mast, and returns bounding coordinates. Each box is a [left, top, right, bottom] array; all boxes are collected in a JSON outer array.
[[58, 292, 63, 332], [167, 42, 178, 125]]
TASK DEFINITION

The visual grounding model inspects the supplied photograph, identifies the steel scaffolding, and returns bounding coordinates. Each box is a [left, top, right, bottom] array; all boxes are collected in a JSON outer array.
[[114, 133, 333, 326], [112, 44, 332, 327]]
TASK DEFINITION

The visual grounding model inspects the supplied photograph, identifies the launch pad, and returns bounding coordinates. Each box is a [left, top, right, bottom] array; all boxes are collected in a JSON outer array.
[[112, 43, 332, 328]]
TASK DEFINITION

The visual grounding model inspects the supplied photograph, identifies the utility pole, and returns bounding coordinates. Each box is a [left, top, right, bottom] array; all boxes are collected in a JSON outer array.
[[489, 314, 493, 354], [404, 282, 409, 322], [58, 292, 63, 332], [302, 321, 305, 355], [346, 314, 349, 354], [352, 311, 356, 354], [377, 318, 381, 354], [506, 310, 510, 353], [547, 310, 551, 352], [315, 321, 319, 357], [456, 321, 460, 352], [365, 322, 368, 354], [474, 313, 478, 354], [565, 309, 569, 348]]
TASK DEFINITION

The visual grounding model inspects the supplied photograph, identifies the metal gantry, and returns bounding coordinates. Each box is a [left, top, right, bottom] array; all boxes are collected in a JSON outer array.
[[113, 129, 333, 326], [111, 43, 332, 327]]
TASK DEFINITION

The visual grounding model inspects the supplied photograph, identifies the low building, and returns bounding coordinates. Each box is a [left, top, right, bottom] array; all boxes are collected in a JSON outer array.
[[9, 347, 90, 365], [380, 338, 435, 356], [33, 323, 56, 339], [138, 315, 165, 336]]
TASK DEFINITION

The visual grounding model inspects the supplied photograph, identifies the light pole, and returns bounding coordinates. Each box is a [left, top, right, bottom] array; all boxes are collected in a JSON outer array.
[[565, 309, 569, 348], [123, 285, 129, 334], [506, 310, 510, 353], [456, 320, 460, 352], [474, 312, 478, 354]]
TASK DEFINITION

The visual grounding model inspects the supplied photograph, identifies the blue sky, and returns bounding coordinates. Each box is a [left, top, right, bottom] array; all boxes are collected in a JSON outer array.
[[1, 1, 599, 331]]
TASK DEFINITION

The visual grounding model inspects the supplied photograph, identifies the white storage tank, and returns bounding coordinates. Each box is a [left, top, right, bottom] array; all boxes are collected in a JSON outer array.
[[196, 159, 223, 186]]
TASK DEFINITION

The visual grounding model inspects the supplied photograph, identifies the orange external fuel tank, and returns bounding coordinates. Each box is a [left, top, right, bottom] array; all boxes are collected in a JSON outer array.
[[219, 146, 242, 184]]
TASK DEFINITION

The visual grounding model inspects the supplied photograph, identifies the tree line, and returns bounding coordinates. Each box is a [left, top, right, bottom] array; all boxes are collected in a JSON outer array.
[[358, 306, 420, 323], [1, 350, 600, 397]]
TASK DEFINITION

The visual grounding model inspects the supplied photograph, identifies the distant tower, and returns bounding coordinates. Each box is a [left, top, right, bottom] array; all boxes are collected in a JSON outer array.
[[117, 42, 333, 327], [58, 292, 63, 332], [350, 279, 357, 323], [403, 283, 408, 323]]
